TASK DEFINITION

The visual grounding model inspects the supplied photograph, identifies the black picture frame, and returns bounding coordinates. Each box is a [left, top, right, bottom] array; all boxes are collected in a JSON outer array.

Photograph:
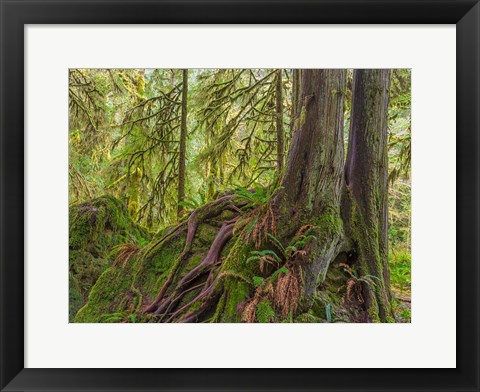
[[1, 1, 478, 391]]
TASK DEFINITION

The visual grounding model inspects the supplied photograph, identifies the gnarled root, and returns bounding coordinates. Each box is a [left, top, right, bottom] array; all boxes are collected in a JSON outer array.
[[143, 195, 246, 321]]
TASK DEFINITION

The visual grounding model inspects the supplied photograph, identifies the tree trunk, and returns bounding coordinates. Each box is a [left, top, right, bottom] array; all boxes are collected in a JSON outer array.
[[275, 69, 285, 173], [177, 69, 188, 217], [126, 69, 145, 220], [292, 69, 301, 119], [343, 69, 394, 322], [275, 69, 347, 303]]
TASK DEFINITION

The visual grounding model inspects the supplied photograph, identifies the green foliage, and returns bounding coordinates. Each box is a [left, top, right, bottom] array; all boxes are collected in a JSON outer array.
[[70, 69, 295, 230], [340, 263, 381, 289], [270, 266, 289, 281], [294, 312, 322, 323], [233, 185, 272, 207], [399, 307, 411, 321], [285, 234, 317, 259], [389, 250, 411, 293], [388, 69, 411, 184], [266, 233, 286, 256], [265, 231, 317, 261], [252, 276, 264, 288], [246, 249, 282, 265], [98, 312, 126, 323], [388, 181, 411, 248], [178, 194, 206, 215], [256, 300, 276, 323]]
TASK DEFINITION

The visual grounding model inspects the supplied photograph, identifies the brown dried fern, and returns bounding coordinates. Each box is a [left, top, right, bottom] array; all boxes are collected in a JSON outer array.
[[274, 265, 302, 318], [113, 242, 140, 268]]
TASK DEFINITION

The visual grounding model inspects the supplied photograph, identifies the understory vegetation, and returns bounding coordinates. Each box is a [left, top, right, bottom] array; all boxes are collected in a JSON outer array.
[[69, 68, 411, 323]]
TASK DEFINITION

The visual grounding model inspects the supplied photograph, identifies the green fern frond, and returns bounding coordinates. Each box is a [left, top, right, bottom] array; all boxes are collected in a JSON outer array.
[[253, 276, 264, 288], [256, 300, 276, 323], [267, 233, 286, 257]]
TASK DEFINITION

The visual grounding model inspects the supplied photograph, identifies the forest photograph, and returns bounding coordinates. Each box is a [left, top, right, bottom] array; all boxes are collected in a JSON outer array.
[[69, 68, 411, 323]]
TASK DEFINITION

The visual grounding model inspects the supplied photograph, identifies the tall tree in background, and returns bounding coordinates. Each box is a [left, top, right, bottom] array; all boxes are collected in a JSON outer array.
[[290, 69, 302, 136], [177, 69, 188, 217], [125, 69, 146, 220], [275, 69, 285, 173]]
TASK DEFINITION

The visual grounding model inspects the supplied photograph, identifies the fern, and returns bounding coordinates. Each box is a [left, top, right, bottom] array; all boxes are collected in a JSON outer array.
[[284, 233, 317, 259], [248, 249, 282, 262], [339, 263, 380, 288], [267, 233, 286, 257], [233, 184, 280, 208], [256, 300, 276, 323], [269, 266, 289, 281], [233, 185, 269, 207], [99, 312, 125, 323], [178, 195, 205, 214], [244, 216, 258, 235], [252, 276, 264, 288]]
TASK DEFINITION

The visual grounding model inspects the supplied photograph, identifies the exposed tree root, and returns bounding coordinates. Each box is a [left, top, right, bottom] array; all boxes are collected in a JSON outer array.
[[143, 195, 247, 321], [143, 210, 200, 313]]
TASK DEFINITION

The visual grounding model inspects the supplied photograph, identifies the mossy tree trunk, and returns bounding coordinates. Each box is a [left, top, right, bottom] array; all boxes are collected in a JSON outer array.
[[291, 69, 301, 123], [274, 69, 347, 303], [275, 69, 285, 173], [205, 118, 220, 202], [177, 69, 188, 218], [126, 69, 145, 220], [343, 69, 394, 322]]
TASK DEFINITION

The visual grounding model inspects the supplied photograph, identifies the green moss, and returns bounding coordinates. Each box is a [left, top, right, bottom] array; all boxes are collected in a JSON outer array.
[[75, 263, 135, 322], [299, 105, 307, 127], [69, 250, 109, 321], [148, 235, 185, 275], [295, 311, 323, 323], [221, 235, 256, 278], [346, 192, 393, 322], [313, 205, 343, 238], [69, 277, 84, 322], [69, 196, 152, 322], [193, 224, 218, 248], [220, 280, 251, 322], [75, 199, 237, 322], [70, 195, 150, 253], [367, 294, 381, 322], [210, 292, 227, 322]]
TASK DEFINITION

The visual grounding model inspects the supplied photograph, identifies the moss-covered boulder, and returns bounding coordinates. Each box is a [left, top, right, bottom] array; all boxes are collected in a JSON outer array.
[[69, 195, 150, 321]]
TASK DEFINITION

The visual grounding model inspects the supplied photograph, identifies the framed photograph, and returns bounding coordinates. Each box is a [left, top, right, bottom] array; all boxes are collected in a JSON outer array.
[[1, 0, 478, 391]]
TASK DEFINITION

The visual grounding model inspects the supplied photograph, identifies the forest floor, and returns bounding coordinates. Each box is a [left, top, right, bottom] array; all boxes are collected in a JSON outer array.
[[392, 286, 411, 323], [390, 251, 412, 323]]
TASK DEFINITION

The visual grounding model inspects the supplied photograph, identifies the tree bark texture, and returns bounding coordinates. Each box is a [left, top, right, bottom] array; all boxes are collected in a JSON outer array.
[[177, 69, 188, 217], [275, 69, 347, 302], [343, 69, 393, 322]]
